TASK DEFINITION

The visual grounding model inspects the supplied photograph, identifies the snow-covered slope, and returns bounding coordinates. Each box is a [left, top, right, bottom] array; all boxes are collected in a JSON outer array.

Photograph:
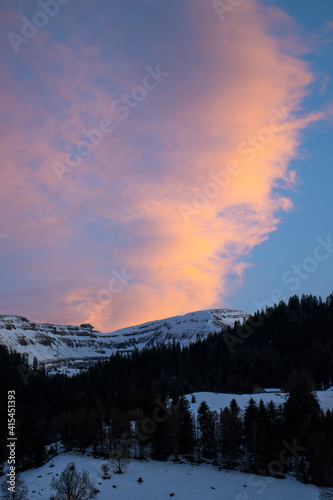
[[0, 309, 247, 372], [6, 451, 320, 500]]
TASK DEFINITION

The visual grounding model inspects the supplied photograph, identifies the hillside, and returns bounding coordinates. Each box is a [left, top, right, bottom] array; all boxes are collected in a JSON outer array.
[[0, 309, 248, 371], [8, 452, 320, 500]]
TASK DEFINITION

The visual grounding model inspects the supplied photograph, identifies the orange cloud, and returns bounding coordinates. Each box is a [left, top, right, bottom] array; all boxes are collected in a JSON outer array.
[[0, 0, 328, 331]]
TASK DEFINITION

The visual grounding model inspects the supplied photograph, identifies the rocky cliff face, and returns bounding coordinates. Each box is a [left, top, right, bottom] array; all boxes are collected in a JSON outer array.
[[0, 308, 248, 373]]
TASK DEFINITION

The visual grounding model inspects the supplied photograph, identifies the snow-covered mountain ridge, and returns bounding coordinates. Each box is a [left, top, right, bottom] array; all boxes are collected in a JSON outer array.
[[0, 309, 248, 372]]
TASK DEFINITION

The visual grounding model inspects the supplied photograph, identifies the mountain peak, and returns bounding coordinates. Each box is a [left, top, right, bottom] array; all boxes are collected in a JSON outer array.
[[0, 308, 248, 373]]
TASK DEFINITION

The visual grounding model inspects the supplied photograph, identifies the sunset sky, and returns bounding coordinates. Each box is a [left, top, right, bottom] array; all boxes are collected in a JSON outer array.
[[0, 0, 332, 332]]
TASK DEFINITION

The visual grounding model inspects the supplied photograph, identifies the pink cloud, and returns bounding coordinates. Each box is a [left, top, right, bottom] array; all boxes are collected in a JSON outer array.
[[0, 0, 328, 331], [320, 75, 330, 95]]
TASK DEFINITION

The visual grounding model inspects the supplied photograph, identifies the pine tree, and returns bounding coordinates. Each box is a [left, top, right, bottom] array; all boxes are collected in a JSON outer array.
[[197, 401, 216, 459], [307, 428, 333, 485], [168, 401, 182, 460], [257, 399, 270, 467], [243, 398, 259, 470], [178, 396, 195, 457], [284, 369, 321, 442], [219, 399, 242, 467]]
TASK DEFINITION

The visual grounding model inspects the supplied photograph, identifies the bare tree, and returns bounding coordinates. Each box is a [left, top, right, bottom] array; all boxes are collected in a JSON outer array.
[[109, 448, 130, 474], [50, 462, 98, 500], [1, 475, 28, 500], [100, 463, 110, 480]]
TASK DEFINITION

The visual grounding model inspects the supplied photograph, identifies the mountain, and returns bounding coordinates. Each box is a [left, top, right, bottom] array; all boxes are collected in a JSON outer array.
[[0, 309, 248, 373]]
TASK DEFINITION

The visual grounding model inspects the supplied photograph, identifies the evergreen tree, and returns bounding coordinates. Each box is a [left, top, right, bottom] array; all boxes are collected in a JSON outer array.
[[197, 401, 216, 459], [257, 399, 270, 467], [218, 400, 242, 467], [168, 401, 182, 460], [243, 398, 259, 470], [307, 428, 333, 485], [284, 369, 321, 443], [178, 396, 195, 457]]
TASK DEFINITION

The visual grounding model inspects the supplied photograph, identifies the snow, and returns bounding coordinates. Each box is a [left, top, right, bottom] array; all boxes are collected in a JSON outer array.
[[262, 388, 282, 393], [186, 389, 333, 413], [316, 390, 333, 411], [0, 309, 248, 372], [3, 452, 320, 500]]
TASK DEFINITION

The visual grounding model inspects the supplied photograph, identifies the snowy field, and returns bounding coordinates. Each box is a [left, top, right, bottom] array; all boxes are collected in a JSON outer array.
[[185, 387, 333, 414], [7, 452, 320, 500]]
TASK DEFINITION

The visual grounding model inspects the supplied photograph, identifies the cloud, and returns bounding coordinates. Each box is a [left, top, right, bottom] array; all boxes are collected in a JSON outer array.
[[320, 75, 330, 95], [0, 0, 328, 331]]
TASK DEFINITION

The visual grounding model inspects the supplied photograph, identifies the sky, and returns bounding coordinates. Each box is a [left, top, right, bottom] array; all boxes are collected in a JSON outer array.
[[0, 0, 332, 332]]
